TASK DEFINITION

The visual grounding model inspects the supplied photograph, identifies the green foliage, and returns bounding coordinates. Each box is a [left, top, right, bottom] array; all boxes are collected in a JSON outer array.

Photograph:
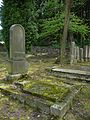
[[70, 14, 90, 35], [42, 0, 64, 18], [37, 0, 90, 47], [73, 0, 85, 7], [1, 0, 38, 52], [83, 39, 90, 46], [39, 13, 90, 45], [0, 0, 90, 50]]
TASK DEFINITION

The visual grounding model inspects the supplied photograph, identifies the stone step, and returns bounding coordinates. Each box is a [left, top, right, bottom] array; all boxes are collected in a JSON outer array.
[[51, 68, 90, 82]]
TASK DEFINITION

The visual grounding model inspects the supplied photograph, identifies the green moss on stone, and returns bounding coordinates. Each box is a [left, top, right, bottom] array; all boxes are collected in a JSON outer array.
[[24, 81, 70, 102]]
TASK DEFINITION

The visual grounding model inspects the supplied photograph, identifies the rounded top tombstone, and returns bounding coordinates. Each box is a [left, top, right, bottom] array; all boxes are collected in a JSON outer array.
[[10, 24, 25, 60]]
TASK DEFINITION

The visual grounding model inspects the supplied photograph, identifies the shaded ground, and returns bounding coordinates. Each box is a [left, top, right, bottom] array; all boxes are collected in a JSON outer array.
[[0, 54, 90, 120], [71, 85, 90, 120], [0, 92, 56, 120]]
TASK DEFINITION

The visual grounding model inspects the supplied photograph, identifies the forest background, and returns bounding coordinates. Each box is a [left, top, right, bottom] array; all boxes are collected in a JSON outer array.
[[0, 0, 90, 53]]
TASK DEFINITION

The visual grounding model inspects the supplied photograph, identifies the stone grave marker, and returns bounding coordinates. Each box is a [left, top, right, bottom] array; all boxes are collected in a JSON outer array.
[[9, 24, 28, 76], [88, 46, 90, 61], [84, 46, 88, 61], [76, 46, 80, 61], [74, 45, 77, 63], [70, 42, 75, 65], [80, 48, 84, 62]]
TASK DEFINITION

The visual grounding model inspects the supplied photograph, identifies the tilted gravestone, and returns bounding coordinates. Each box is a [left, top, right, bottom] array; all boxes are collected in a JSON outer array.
[[9, 24, 28, 75]]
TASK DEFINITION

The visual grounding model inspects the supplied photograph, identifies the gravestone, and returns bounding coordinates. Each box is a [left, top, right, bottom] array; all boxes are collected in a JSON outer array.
[[76, 46, 80, 61], [88, 47, 90, 61], [84, 46, 88, 61], [9, 24, 28, 76], [88, 46, 90, 61], [70, 42, 75, 65], [80, 48, 84, 62], [74, 45, 77, 63]]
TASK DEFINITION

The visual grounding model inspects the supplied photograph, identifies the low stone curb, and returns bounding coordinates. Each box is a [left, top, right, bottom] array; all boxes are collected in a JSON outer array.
[[51, 68, 90, 82], [0, 84, 53, 114], [0, 83, 81, 119], [50, 87, 80, 118]]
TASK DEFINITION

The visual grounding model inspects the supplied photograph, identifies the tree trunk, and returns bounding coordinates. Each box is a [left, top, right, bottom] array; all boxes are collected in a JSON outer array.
[[60, 0, 72, 65]]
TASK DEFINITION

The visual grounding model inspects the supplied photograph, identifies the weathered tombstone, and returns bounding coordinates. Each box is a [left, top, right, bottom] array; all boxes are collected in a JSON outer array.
[[76, 46, 80, 61], [87, 46, 90, 61], [80, 48, 84, 62], [74, 45, 77, 63], [70, 42, 75, 65], [9, 24, 28, 76], [84, 46, 88, 61], [88, 46, 90, 61]]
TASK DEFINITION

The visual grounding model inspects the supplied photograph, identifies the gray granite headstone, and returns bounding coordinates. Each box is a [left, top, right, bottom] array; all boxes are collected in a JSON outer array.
[[9, 24, 28, 75], [84, 46, 88, 61], [74, 45, 77, 63], [70, 42, 75, 65], [88, 46, 90, 61], [76, 46, 80, 61], [80, 48, 84, 62]]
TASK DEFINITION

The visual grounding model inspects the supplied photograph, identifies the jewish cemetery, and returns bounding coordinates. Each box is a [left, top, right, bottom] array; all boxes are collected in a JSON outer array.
[[0, 0, 90, 120]]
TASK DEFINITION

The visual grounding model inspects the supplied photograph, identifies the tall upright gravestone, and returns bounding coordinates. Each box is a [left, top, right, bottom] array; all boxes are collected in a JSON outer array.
[[70, 42, 75, 65], [84, 46, 88, 61], [9, 24, 28, 75], [88, 47, 90, 61], [76, 46, 80, 61], [80, 48, 84, 62]]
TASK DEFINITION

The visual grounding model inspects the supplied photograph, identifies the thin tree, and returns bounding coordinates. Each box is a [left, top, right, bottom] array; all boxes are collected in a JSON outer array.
[[60, 0, 72, 65]]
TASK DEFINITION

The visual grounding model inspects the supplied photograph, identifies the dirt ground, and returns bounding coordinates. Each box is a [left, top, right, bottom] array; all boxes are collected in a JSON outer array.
[[0, 55, 90, 120]]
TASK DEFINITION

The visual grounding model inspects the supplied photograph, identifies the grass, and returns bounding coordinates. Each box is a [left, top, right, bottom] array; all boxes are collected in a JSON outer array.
[[0, 55, 90, 120]]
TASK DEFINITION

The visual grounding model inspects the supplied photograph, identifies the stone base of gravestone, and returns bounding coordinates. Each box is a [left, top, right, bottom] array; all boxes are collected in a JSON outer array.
[[6, 74, 22, 80], [8, 60, 29, 75]]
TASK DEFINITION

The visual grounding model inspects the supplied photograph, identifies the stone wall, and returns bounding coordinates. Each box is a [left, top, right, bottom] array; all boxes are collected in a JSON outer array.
[[31, 46, 60, 56]]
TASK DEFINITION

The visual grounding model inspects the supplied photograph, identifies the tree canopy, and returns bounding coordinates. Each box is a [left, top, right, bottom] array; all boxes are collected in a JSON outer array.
[[0, 0, 90, 52]]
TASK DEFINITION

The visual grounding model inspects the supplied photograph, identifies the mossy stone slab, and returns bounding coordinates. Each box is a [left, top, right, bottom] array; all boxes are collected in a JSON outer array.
[[23, 81, 71, 102]]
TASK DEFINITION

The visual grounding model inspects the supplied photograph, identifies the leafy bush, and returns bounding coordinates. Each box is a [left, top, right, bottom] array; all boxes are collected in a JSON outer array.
[[1, 0, 38, 52], [39, 12, 90, 47]]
